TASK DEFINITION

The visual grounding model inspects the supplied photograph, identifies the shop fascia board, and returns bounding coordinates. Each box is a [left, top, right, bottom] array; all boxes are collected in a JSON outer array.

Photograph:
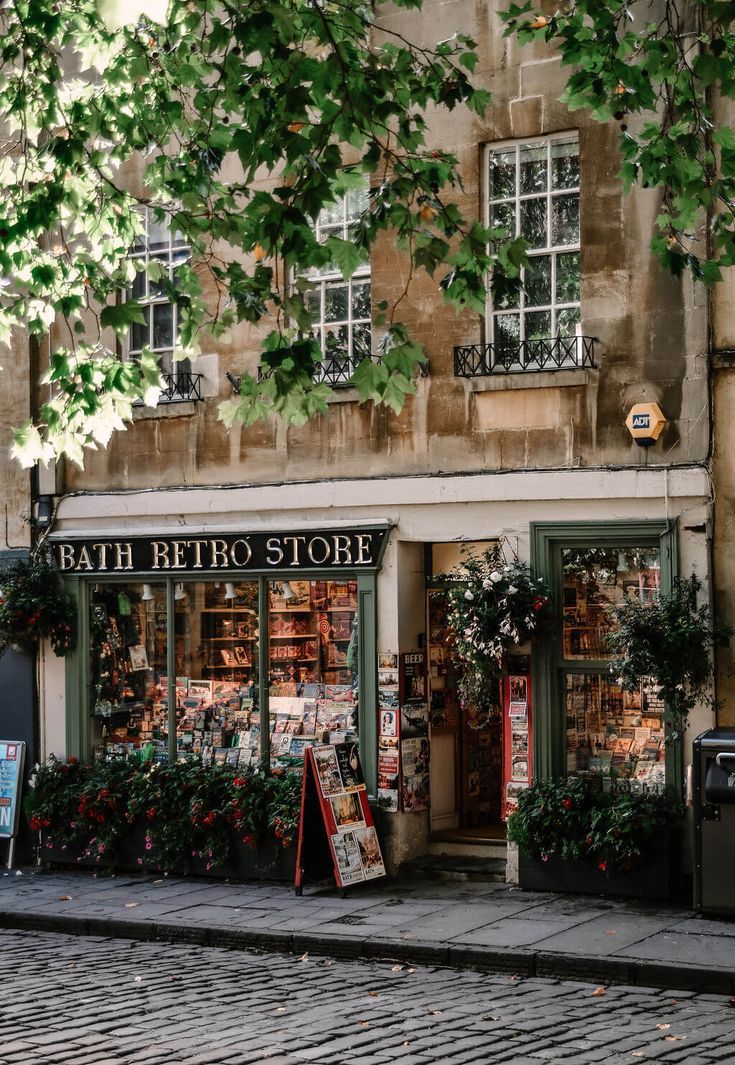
[[52, 465, 711, 533]]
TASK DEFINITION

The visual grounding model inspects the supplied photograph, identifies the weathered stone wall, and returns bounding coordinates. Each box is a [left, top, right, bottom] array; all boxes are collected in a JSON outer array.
[[0, 328, 31, 550], [60, 0, 708, 495]]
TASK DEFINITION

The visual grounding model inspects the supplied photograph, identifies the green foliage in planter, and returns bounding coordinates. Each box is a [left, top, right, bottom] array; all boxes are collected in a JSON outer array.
[[439, 546, 552, 709], [607, 575, 732, 735], [507, 778, 683, 874], [27, 755, 302, 873], [0, 549, 75, 656]]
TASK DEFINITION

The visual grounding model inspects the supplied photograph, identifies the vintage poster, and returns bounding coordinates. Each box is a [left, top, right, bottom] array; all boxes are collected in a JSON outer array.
[[335, 741, 364, 792], [401, 735, 430, 812], [400, 702, 429, 737], [330, 831, 364, 885], [313, 744, 343, 797], [330, 792, 366, 833], [354, 826, 386, 879], [400, 651, 426, 703], [379, 709, 398, 738]]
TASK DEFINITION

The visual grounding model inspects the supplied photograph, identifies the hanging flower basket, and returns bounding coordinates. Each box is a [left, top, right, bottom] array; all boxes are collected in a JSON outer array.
[[439, 546, 552, 709], [0, 548, 75, 656]]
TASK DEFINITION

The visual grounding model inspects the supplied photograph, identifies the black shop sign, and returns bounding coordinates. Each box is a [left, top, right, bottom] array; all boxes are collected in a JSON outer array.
[[52, 527, 389, 575]]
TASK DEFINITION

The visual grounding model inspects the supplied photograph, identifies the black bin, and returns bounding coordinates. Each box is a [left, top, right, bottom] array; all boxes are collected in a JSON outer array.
[[693, 727, 735, 915]]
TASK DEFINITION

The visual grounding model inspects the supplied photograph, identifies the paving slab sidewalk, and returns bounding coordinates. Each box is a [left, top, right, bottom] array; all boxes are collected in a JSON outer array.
[[1, 868, 734, 994]]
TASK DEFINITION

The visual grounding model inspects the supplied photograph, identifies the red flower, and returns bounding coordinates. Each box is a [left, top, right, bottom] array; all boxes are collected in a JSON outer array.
[[203, 811, 216, 828], [146, 807, 156, 820], [68, 756, 78, 765], [598, 861, 607, 872], [96, 814, 105, 824], [29, 815, 42, 831], [561, 797, 574, 811]]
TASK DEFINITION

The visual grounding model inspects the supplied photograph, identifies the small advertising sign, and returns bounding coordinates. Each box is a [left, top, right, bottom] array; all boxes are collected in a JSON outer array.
[[0, 741, 25, 868]]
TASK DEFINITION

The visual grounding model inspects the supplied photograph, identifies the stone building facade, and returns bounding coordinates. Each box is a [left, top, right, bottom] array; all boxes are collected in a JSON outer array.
[[8, 0, 727, 876]]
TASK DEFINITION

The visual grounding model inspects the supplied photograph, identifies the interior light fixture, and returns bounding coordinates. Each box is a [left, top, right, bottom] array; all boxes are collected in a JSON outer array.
[[282, 581, 296, 602], [174, 583, 187, 601], [224, 581, 237, 601], [142, 584, 155, 601]]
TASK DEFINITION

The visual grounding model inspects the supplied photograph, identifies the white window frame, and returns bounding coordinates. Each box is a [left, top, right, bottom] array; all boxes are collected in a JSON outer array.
[[304, 185, 371, 387], [127, 207, 193, 397], [485, 133, 581, 361]]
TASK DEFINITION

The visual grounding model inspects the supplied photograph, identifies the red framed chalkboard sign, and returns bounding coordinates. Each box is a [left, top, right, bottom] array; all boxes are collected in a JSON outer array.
[[294, 742, 386, 895]]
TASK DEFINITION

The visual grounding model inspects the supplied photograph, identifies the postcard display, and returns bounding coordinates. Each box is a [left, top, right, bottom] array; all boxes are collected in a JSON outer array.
[[399, 652, 430, 813], [377, 652, 400, 811], [562, 549, 666, 792], [502, 669, 532, 819], [89, 578, 360, 766], [295, 742, 386, 892], [268, 580, 359, 765]]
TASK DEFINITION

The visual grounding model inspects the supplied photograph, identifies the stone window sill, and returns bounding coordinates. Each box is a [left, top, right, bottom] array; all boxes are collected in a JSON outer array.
[[461, 367, 597, 392]]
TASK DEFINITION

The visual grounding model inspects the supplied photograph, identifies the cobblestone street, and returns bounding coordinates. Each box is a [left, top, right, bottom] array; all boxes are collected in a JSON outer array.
[[2, 928, 735, 1065]]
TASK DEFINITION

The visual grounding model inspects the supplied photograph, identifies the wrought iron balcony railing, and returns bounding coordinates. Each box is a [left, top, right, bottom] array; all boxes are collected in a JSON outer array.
[[160, 371, 204, 401], [454, 335, 596, 378]]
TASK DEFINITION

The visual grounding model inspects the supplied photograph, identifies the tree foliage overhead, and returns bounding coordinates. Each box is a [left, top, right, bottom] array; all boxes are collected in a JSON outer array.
[[501, 1, 735, 283], [1, 0, 516, 467]]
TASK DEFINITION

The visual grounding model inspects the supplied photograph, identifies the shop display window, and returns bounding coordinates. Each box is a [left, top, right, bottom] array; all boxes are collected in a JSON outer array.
[[268, 579, 359, 766], [565, 674, 665, 792], [560, 546, 664, 793], [562, 547, 660, 659], [89, 577, 362, 769], [90, 583, 168, 757], [174, 580, 259, 768]]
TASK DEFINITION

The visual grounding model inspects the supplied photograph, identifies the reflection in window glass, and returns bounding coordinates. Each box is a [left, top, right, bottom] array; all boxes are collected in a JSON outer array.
[[565, 673, 666, 793], [174, 581, 260, 767], [562, 547, 660, 659], [268, 579, 359, 768], [90, 583, 168, 760]]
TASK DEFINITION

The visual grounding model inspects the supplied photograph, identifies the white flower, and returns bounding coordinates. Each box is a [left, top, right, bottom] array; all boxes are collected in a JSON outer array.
[[489, 571, 503, 584], [464, 590, 474, 601], [507, 585, 518, 595], [482, 579, 493, 590]]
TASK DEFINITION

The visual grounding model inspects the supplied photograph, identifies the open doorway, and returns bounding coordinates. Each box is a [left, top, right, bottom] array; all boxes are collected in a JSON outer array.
[[426, 587, 504, 842]]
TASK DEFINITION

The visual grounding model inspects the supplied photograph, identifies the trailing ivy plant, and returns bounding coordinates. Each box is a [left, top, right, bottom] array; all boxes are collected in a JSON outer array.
[[439, 546, 552, 711], [607, 574, 732, 735], [0, 549, 75, 656], [0, 0, 528, 469]]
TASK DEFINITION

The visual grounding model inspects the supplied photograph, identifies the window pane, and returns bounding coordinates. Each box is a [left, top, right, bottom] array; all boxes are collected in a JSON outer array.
[[268, 579, 359, 768], [488, 149, 516, 200], [131, 267, 147, 301], [346, 184, 369, 219], [324, 284, 349, 322], [551, 140, 579, 190], [525, 256, 551, 307], [153, 302, 174, 349], [320, 198, 344, 227], [562, 547, 661, 660], [130, 306, 150, 352], [325, 323, 349, 354], [494, 313, 520, 347], [519, 198, 547, 248], [556, 306, 581, 336], [551, 193, 580, 246], [353, 323, 371, 362], [565, 673, 665, 792], [519, 143, 547, 195], [305, 289, 321, 323], [489, 201, 516, 240], [175, 581, 260, 767], [556, 252, 580, 303], [89, 583, 168, 760], [148, 216, 169, 252], [352, 281, 371, 320], [524, 309, 551, 340]]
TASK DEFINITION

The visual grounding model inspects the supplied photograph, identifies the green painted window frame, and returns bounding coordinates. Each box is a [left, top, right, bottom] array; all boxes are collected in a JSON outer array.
[[63, 569, 379, 795], [530, 520, 681, 795]]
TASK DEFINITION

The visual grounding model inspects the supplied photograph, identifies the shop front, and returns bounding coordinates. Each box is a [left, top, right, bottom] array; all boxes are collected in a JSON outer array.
[[52, 528, 388, 793], [40, 465, 712, 881]]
